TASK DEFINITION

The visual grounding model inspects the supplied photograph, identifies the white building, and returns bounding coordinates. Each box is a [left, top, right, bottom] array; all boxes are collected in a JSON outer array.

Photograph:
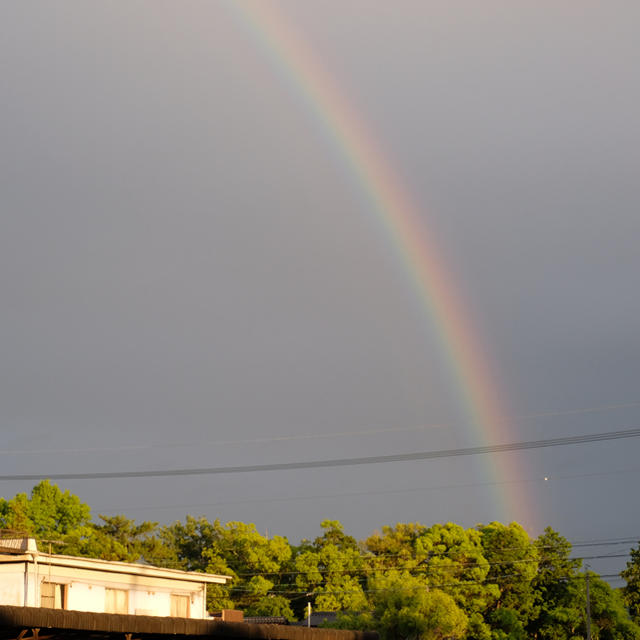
[[0, 537, 230, 619]]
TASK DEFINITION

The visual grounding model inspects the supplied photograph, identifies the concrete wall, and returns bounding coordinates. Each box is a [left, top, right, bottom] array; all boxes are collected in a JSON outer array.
[[66, 582, 104, 613], [0, 562, 206, 618], [0, 563, 25, 606]]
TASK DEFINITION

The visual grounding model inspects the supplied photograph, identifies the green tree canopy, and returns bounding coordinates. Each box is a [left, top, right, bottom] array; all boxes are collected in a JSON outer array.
[[65, 514, 166, 563], [163, 516, 294, 618], [293, 519, 367, 613], [0, 481, 163, 564], [4, 483, 639, 637], [622, 542, 640, 625], [583, 573, 639, 640], [339, 571, 468, 640], [479, 522, 539, 640], [527, 527, 583, 640], [0, 480, 91, 541], [366, 521, 496, 637]]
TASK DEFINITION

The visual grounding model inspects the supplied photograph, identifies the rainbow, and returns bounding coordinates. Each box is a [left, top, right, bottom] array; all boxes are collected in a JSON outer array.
[[226, 2, 532, 529]]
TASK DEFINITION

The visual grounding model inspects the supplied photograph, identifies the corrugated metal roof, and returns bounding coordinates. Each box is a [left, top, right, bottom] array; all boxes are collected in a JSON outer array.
[[0, 605, 378, 640]]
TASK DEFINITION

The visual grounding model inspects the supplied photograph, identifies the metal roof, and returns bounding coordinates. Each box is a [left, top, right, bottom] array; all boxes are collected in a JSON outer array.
[[0, 605, 378, 640]]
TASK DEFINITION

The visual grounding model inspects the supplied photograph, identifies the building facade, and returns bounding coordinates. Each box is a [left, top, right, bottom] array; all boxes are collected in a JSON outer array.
[[0, 537, 229, 619]]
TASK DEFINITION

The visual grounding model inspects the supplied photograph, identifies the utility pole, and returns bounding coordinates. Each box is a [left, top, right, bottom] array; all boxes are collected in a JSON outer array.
[[585, 567, 592, 640]]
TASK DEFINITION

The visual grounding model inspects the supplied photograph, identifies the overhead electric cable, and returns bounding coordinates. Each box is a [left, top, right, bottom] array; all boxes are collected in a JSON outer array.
[[1, 427, 639, 482], [206, 552, 631, 579], [232, 572, 627, 597], [0, 422, 447, 456], [518, 401, 640, 420], [93, 467, 640, 513], [96, 467, 640, 513], [2, 401, 638, 456], [142, 539, 638, 572]]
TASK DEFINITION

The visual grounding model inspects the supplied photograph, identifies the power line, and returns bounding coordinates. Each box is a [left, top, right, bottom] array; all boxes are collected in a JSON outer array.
[[93, 466, 640, 513], [194, 552, 631, 579], [1, 427, 639, 482], [227, 571, 629, 597], [144, 539, 637, 574], [572, 537, 640, 548], [0, 422, 447, 456], [2, 401, 638, 457], [517, 401, 640, 421]]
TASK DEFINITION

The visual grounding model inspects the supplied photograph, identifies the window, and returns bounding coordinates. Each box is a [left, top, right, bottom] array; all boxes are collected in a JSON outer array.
[[105, 588, 128, 614], [41, 582, 66, 609], [170, 593, 190, 618]]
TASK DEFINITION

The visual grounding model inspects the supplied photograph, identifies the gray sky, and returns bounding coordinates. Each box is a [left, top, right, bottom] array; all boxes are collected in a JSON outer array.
[[1, 1, 639, 580]]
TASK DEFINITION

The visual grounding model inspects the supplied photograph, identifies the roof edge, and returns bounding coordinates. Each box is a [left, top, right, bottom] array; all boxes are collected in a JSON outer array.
[[0, 551, 231, 583]]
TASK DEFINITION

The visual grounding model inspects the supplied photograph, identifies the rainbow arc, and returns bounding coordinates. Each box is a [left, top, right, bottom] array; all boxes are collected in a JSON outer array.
[[227, 2, 529, 528]]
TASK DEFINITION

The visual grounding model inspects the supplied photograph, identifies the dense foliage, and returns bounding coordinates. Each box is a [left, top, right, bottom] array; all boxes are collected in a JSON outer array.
[[1, 481, 639, 640]]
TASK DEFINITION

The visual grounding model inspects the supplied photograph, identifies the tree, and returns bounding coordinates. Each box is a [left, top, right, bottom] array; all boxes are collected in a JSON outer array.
[[6, 482, 636, 637], [0, 480, 91, 542], [160, 515, 218, 572], [527, 527, 582, 640], [479, 522, 539, 640], [0, 481, 165, 566], [365, 522, 429, 570], [163, 516, 294, 618], [421, 523, 498, 618], [339, 572, 467, 640], [64, 514, 166, 563], [622, 543, 640, 625], [581, 572, 639, 640], [534, 527, 581, 590], [366, 522, 497, 636], [293, 520, 367, 614]]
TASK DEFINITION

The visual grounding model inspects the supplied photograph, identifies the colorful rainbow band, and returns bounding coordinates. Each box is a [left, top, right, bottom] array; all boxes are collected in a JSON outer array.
[[226, 1, 531, 529]]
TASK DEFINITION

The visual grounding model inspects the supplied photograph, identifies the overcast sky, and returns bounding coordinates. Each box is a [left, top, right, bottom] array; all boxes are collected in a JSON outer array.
[[1, 1, 639, 580]]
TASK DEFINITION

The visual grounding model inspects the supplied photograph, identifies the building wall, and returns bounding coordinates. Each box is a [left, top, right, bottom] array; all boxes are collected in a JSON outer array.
[[66, 582, 104, 613], [0, 562, 207, 618], [0, 563, 25, 606]]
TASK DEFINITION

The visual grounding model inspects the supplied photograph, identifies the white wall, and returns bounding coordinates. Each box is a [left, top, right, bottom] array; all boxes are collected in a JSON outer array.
[[131, 589, 171, 617], [66, 582, 106, 613], [0, 561, 208, 618], [0, 564, 25, 606]]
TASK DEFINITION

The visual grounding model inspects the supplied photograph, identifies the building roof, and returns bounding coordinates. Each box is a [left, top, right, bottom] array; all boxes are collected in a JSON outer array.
[[0, 537, 230, 584], [0, 605, 379, 640]]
